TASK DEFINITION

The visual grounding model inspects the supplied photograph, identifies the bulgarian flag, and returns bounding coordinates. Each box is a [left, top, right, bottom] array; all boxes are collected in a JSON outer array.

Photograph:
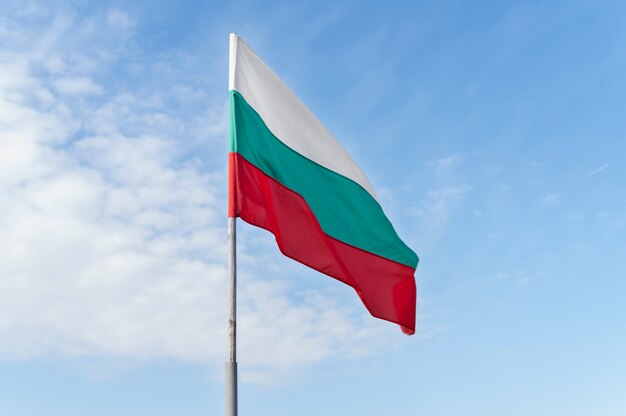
[[228, 34, 419, 334]]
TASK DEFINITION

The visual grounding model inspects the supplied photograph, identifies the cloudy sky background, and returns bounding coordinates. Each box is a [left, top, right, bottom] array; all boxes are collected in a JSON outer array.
[[1, 1, 625, 415]]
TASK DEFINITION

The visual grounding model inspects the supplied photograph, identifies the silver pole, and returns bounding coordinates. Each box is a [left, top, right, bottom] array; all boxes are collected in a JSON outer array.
[[226, 216, 237, 416], [226, 33, 238, 416]]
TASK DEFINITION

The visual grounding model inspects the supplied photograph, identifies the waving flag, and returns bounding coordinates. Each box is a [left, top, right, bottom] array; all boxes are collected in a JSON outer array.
[[228, 34, 418, 334]]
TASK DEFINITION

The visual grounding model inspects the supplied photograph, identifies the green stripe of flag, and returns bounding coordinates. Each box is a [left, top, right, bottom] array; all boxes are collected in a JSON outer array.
[[229, 90, 418, 268]]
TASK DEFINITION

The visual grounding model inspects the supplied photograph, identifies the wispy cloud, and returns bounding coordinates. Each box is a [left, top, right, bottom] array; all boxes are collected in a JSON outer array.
[[541, 193, 561, 206], [540, 163, 608, 207], [407, 185, 471, 246], [577, 163, 609, 183], [53, 75, 103, 95], [486, 270, 535, 290], [427, 153, 464, 172], [107, 10, 134, 31]]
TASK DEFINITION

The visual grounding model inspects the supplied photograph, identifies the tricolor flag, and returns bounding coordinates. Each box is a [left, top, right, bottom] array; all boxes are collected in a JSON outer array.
[[228, 34, 419, 334]]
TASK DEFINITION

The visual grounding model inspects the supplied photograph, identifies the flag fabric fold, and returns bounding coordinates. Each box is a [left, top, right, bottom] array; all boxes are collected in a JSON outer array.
[[228, 34, 418, 334]]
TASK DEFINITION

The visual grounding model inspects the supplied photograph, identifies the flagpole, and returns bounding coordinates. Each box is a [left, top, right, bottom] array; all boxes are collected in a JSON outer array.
[[226, 32, 238, 416], [226, 216, 237, 416]]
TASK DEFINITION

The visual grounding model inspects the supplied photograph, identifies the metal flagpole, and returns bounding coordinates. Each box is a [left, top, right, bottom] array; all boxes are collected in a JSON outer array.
[[226, 216, 237, 416], [226, 32, 238, 416]]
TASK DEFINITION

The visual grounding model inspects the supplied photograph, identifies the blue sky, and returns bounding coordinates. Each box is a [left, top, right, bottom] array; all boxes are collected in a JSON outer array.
[[1, 0, 625, 415]]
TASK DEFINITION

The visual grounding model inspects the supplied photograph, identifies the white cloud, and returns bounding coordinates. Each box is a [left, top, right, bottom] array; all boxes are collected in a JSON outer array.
[[53, 75, 103, 95], [0, 5, 399, 384], [0, 58, 226, 364], [107, 10, 134, 31], [578, 163, 608, 182], [541, 193, 561, 206], [486, 270, 534, 289], [407, 185, 471, 246], [427, 153, 464, 172]]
